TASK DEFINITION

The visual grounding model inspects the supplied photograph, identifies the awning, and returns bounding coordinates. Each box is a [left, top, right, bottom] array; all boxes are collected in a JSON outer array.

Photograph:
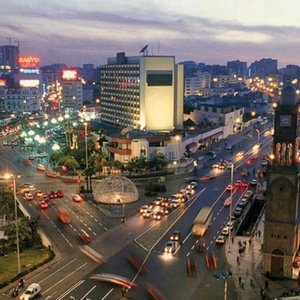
[[186, 142, 197, 149]]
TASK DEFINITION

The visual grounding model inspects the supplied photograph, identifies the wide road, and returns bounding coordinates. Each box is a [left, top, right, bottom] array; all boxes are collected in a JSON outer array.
[[0, 126, 272, 299]]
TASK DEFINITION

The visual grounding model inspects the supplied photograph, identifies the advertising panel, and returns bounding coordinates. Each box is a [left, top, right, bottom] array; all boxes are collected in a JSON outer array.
[[62, 69, 78, 80], [19, 56, 40, 69], [19, 79, 40, 87], [0, 79, 6, 86]]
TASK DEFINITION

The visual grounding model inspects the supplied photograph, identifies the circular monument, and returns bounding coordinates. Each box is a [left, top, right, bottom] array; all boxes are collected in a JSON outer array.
[[93, 175, 139, 204]]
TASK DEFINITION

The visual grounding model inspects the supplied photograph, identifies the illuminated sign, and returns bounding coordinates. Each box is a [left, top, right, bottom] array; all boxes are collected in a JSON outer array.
[[20, 68, 40, 74], [19, 56, 40, 69], [0, 79, 6, 86], [62, 69, 78, 80], [19, 79, 40, 87]]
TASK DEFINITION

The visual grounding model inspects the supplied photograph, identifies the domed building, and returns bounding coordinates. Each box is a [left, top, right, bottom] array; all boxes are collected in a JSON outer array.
[[93, 175, 139, 204]]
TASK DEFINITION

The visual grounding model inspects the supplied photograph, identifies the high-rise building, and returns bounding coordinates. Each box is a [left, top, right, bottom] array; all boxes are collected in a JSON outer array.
[[100, 52, 183, 131], [227, 60, 247, 77], [0, 45, 19, 71], [249, 58, 278, 77], [60, 69, 83, 113], [185, 71, 211, 96]]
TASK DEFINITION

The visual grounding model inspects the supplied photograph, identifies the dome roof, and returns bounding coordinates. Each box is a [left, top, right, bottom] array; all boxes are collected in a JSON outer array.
[[93, 175, 139, 204], [280, 84, 296, 106]]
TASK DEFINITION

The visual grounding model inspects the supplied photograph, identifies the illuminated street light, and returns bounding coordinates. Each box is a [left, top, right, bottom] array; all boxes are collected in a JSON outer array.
[[52, 144, 60, 151], [57, 116, 64, 122], [51, 118, 57, 124], [3, 173, 21, 274], [28, 130, 35, 136]]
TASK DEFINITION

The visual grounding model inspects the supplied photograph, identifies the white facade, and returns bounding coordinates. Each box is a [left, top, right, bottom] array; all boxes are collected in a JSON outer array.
[[197, 87, 234, 98], [0, 87, 41, 112], [101, 53, 183, 131], [185, 72, 211, 96]]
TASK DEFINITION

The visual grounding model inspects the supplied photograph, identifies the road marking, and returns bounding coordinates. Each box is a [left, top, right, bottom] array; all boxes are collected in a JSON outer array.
[[56, 279, 85, 300], [39, 258, 78, 283], [45, 266, 86, 296], [79, 285, 96, 300], [186, 252, 190, 257], [101, 288, 114, 300]]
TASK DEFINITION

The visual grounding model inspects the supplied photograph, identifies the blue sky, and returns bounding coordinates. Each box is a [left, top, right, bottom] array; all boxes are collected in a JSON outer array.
[[1, 0, 300, 67]]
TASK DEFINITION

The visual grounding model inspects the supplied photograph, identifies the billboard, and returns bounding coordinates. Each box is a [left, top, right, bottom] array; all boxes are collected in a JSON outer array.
[[62, 69, 78, 80], [0, 79, 6, 86], [19, 79, 40, 87], [19, 56, 40, 69]]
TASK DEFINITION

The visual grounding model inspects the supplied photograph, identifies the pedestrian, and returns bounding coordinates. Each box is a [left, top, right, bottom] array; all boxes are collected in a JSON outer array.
[[250, 278, 254, 287], [249, 239, 252, 246], [243, 241, 247, 248], [238, 240, 242, 247], [236, 256, 240, 264], [255, 231, 258, 238], [253, 168, 256, 175], [122, 286, 127, 297], [238, 276, 242, 287], [258, 229, 261, 238], [265, 280, 269, 289], [231, 236, 234, 244]]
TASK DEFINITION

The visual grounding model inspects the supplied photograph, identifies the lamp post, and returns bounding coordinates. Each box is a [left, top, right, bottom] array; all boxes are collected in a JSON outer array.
[[251, 111, 256, 136], [4, 173, 21, 274], [84, 122, 88, 170], [175, 135, 181, 174], [255, 129, 260, 144]]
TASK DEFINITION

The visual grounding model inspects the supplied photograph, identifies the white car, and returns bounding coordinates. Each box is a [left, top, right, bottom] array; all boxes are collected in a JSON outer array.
[[72, 194, 83, 202], [221, 226, 230, 236], [24, 192, 34, 200], [250, 179, 257, 186], [164, 241, 176, 254], [19, 283, 41, 300]]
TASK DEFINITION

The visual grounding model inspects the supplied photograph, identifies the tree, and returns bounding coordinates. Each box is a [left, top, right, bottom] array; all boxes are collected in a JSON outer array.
[[0, 188, 14, 219], [148, 151, 167, 171], [58, 155, 79, 173]]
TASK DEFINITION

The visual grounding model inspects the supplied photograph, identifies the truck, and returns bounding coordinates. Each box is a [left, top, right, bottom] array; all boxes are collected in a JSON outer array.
[[57, 208, 71, 224], [192, 206, 213, 236]]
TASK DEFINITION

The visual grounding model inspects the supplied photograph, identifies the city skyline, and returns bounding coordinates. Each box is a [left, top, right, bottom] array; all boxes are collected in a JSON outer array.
[[2, 0, 300, 67]]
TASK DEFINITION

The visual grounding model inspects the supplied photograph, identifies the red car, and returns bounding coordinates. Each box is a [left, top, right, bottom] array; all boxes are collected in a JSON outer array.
[[39, 200, 49, 209], [235, 180, 249, 188], [79, 229, 92, 244], [56, 190, 64, 198], [48, 191, 57, 199]]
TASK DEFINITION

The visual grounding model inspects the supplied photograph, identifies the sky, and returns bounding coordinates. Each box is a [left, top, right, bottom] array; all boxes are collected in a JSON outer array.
[[2, 0, 300, 67]]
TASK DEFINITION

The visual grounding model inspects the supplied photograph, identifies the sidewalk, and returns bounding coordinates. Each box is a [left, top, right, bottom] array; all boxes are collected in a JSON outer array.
[[226, 214, 300, 300]]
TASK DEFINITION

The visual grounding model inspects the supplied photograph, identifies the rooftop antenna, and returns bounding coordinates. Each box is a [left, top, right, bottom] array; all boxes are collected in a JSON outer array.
[[139, 44, 148, 56]]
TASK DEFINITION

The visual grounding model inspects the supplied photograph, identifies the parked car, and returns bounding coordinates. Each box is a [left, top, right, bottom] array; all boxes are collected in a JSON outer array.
[[56, 190, 64, 198], [215, 235, 226, 245], [221, 226, 230, 236], [72, 194, 84, 202]]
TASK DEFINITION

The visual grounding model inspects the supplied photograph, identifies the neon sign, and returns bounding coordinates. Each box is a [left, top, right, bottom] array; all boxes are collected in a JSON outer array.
[[62, 69, 78, 80], [19, 56, 40, 69], [20, 79, 40, 87]]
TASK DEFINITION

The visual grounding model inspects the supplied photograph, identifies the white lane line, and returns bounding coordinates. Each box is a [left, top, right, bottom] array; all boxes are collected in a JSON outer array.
[[43, 264, 87, 295], [79, 285, 96, 300], [39, 258, 78, 283], [101, 288, 114, 300], [186, 252, 190, 257], [56, 280, 85, 300]]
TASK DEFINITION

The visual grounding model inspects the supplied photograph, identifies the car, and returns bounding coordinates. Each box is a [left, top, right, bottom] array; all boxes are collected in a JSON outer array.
[[161, 207, 170, 215], [22, 183, 35, 190], [164, 241, 176, 254], [237, 201, 247, 209], [235, 180, 249, 188], [28, 155, 35, 160], [212, 162, 220, 168], [188, 182, 197, 189], [140, 204, 153, 214], [79, 229, 92, 244], [36, 164, 47, 171], [13, 141, 18, 146], [153, 197, 164, 206], [209, 154, 216, 160], [73, 194, 83, 202], [24, 192, 34, 200], [2, 140, 7, 146], [160, 199, 172, 207], [215, 235, 226, 245], [250, 179, 257, 186], [19, 283, 41, 300], [206, 150, 215, 156], [262, 160, 268, 166], [247, 133, 253, 138], [244, 190, 253, 199], [226, 184, 235, 192], [240, 169, 248, 177], [35, 190, 44, 199], [218, 163, 226, 170], [226, 220, 235, 230], [223, 197, 232, 207], [226, 144, 233, 150], [239, 197, 248, 206], [221, 226, 230, 236], [170, 230, 181, 242], [143, 209, 154, 218], [48, 191, 57, 199], [233, 207, 243, 217], [153, 211, 164, 220], [56, 190, 64, 198], [7, 141, 12, 146], [171, 199, 181, 208], [39, 200, 49, 209]]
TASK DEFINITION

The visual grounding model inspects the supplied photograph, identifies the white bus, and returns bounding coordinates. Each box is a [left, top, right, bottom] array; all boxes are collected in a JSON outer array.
[[192, 206, 213, 236]]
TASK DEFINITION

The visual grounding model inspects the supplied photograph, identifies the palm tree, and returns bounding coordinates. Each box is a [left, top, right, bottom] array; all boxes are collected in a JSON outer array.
[[58, 155, 80, 175]]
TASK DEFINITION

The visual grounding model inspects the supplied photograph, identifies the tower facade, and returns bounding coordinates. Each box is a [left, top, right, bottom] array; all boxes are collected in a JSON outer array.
[[263, 85, 300, 278]]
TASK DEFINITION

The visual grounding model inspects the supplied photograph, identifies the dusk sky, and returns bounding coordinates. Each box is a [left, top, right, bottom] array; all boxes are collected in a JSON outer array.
[[2, 0, 300, 67]]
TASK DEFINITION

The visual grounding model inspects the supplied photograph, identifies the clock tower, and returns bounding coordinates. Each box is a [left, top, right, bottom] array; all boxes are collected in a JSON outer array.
[[263, 84, 300, 278]]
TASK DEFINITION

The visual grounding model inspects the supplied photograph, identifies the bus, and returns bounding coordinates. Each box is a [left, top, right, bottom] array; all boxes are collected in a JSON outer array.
[[192, 206, 213, 236]]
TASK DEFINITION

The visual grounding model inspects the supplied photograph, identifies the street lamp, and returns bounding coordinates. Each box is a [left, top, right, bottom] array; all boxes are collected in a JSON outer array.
[[3, 173, 21, 274], [255, 129, 260, 144], [84, 122, 88, 170]]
